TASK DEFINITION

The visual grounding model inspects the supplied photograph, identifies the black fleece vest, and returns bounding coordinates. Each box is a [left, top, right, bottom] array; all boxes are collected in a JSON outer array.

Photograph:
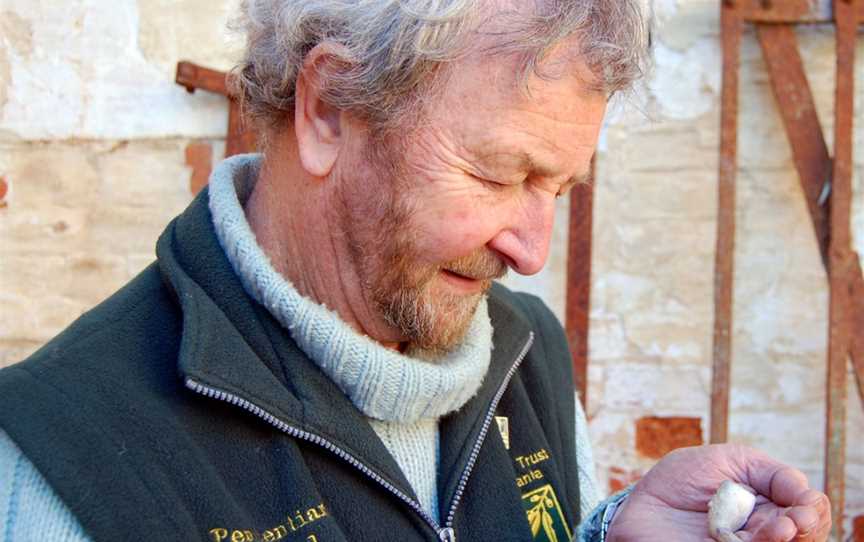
[[0, 188, 580, 542]]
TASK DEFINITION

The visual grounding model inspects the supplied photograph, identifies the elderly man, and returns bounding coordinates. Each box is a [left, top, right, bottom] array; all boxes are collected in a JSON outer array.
[[0, 1, 831, 541]]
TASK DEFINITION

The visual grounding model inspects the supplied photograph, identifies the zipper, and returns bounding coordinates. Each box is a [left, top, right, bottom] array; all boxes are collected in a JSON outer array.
[[185, 332, 533, 542], [186, 376, 443, 534], [442, 333, 533, 530]]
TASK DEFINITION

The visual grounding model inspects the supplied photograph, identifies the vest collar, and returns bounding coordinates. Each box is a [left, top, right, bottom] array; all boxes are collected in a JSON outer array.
[[207, 154, 494, 424], [155, 183, 534, 505]]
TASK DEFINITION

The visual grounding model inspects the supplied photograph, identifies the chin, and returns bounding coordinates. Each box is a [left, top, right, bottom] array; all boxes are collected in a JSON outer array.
[[401, 289, 485, 355]]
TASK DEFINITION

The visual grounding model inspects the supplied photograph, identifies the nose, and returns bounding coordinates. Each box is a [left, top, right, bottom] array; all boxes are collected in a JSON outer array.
[[486, 193, 556, 276]]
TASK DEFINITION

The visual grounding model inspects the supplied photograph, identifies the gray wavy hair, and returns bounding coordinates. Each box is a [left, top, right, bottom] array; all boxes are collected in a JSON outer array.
[[232, 0, 649, 132]]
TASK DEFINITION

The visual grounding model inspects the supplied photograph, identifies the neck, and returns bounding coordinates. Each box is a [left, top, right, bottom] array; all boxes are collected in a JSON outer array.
[[245, 140, 404, 350]]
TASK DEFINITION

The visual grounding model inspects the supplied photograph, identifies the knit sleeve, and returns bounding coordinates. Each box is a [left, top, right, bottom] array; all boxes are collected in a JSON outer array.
[[573, 392, 633, 542], [0, 429, 92, 541], [576, 487, 632, 542], [574, 391, 600, 517]]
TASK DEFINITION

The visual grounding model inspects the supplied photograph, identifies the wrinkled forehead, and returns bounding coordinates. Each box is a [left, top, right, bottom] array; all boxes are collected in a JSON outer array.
[[400, 37, 606, 180], [440, 33, 603, 118]]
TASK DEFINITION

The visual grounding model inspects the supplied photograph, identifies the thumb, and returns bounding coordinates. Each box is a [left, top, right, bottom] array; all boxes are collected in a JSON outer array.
[[738, 448, 810, 506]]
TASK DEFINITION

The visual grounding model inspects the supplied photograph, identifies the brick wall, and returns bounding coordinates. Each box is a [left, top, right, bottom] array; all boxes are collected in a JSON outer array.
[[0, 0, 861, 535]]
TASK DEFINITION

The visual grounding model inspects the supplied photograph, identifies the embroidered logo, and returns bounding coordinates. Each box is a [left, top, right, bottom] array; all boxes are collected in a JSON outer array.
[[522, 484, 572, 542], [208, 503, 327, 541], [495, 416, 510, 450]]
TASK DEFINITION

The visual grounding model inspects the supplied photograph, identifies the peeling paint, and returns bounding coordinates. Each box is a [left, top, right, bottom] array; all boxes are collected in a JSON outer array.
[[650, 39, 721, 120], [0, 10, 34, 57], [0, 45, 9, 113]]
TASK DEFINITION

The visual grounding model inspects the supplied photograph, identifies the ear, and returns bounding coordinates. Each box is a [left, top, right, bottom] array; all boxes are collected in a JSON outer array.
[[294, 43, 350, 177]]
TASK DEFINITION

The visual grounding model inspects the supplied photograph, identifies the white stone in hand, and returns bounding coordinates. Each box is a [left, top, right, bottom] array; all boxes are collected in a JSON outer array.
[[708, 480, 756, 542]]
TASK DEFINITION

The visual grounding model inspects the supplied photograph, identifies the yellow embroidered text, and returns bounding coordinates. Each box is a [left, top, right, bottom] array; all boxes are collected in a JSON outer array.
[[209, 504, 328, 542], [515, 448, 549, 470]]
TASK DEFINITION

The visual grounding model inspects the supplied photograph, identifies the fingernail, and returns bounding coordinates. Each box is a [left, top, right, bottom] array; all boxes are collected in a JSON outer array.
[[798, 522, 816, 537]]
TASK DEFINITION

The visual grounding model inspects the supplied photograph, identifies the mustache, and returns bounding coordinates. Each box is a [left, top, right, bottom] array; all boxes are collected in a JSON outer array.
[[442, 249, 508, 281]]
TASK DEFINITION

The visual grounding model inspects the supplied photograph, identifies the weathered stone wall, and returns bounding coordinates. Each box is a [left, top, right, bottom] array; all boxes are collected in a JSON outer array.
[[0, 0, 861, 535], [0, 0, 239, 362], [580, 2, 864, 536]]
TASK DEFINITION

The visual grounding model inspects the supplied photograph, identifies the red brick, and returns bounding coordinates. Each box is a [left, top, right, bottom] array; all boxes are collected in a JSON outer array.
[[635, 416, 703, 459], [0, 176, 7, 208], [608, 466, 642, 493], [853, 515, 864, 542], [185, 142, 213, 196]]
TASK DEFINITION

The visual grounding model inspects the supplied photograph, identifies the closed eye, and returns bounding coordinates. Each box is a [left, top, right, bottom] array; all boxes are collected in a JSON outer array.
[[472, 173, 522, 192]]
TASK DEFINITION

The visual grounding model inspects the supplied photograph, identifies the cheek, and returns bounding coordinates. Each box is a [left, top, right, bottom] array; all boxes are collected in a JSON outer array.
[[412, 203, 501, 259]]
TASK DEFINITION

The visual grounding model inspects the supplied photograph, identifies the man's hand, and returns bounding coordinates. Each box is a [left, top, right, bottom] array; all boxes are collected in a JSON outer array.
[[606, 444, 831, 542]]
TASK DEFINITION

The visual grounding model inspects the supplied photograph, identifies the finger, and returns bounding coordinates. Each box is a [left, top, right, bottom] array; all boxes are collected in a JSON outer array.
[[794, 489, 827, 514], [768, 468, 809, 507], [784, 505, 818, 536], [792, 490, 831, 541], [750, 516, 797, 542], [745, 456, 809, 507], [799, 513, 832, 542]]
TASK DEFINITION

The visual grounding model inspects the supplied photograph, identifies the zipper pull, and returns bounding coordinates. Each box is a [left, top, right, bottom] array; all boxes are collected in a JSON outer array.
[[438, 527, 456, 542]]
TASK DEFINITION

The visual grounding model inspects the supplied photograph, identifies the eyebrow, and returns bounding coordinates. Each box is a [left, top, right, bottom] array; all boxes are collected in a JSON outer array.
[[567, 169, 593, 186], [516, 151, 593, 187]]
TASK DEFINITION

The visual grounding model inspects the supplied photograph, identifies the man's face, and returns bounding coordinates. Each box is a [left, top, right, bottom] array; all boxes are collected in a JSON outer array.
[[339, 140, 510, 355], [336, 41, 607, 354]]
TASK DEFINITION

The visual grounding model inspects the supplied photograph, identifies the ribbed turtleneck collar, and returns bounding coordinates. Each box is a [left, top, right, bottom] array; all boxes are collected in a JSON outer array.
[[208, 154, 493, 424]]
